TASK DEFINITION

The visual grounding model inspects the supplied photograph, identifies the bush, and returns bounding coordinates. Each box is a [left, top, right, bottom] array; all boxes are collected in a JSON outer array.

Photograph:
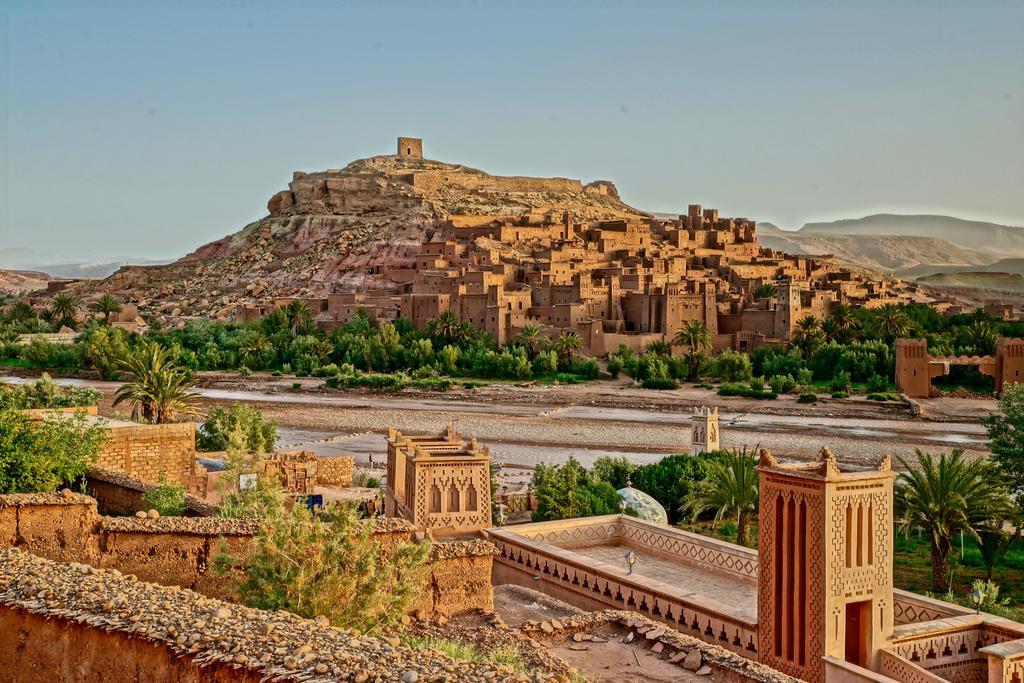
[[768, 374, 797, 394], [717, 382, 777, 399], [829, 371, 851, 395], [411, 377, 455, 391], [216, 502, 430, 633], [867, 392, 901, 401], [312, 363, 339, 378], [238, 367, 252, 377], [606, 355, 624, 378], [866, 374, 888, 393], [720, 520, 738, 540], [797, 392, 817, 404], [141, 476, 187, 516], [0, 374, 101, 410], [831, 391, 849, 399], [531, 457, 623, 522], [630, 452, 722, 524], [796, 368, 814, 386], [709, 349, 753, 382], [197, 404, 278, 453], [749, 376, 766, 392], [642, 377, 679, 390], [0, 408, 107, 493]]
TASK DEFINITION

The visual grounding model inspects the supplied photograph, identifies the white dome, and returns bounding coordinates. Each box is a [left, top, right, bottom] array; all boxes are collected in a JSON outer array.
[[616, 484, 668, 525]]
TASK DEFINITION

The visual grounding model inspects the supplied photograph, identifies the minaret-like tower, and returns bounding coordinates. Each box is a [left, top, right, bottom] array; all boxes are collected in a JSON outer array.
[[756, 448, 896, 682], [691, 406, 720, 454]]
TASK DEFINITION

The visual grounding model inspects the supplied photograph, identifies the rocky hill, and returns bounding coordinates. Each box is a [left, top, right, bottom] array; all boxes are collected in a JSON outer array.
[[0, 269, 52, 296], [81, 154, 646, 317]]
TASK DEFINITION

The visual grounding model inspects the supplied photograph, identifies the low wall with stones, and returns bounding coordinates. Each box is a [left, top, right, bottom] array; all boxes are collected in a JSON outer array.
[[0, 494, 494, 614], [86, 467, 218, 517], [316, 455, 354, 487], [0, 548, 511, 682]]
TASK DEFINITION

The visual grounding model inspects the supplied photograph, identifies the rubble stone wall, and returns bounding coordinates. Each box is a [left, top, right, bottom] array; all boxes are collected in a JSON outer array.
[[315, 455, 354, 487], [0, 494, 494, 614]]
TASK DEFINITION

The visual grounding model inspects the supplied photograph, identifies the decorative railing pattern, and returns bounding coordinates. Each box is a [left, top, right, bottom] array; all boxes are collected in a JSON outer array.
[[885, 616, 1024, 682], [979, 638, 1024, 683], [892, 589, 974, 626], [878, 650, 947, 683], [486, 527, 758, 656]]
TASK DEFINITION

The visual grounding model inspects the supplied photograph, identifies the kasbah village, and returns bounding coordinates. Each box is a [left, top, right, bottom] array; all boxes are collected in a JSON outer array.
[[5, 136, 1024, 683]]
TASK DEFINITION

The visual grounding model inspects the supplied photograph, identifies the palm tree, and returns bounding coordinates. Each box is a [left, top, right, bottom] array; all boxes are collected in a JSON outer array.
[[283, 300, 313, 333], [644, 340, 672, 357], [49, 293, 80, 330], [91, 294, 124, 323], [240, 331, 272, 369], [876, 304, 911, 343], [682, 448, 760, 547], [672, 320, 712, 381], [895, 449, 1015, 592], [754, 283, 777, 300], [551, 331, 583, 361], [826, 303, 860, 344], [427, 310, 469, 345], [959, 320, 997, 356], [515, 323, 549, 359], [791, 315, 824, 359], [113, 342, 199, 424], [7, 301, 35, 322]]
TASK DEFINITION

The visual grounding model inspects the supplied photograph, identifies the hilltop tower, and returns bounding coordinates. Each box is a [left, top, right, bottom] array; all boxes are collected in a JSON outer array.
[[691, 406, 720, 454], [757, 448, 896, 682], [397, 137, 423, 159]]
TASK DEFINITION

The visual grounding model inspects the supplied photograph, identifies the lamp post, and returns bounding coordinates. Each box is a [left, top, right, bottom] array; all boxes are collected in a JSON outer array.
[[970, 587, 984, 614], [624, 550, 637, 575]]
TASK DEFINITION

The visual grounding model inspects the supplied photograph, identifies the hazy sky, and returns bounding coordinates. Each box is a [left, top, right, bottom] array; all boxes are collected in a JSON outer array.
[[2, 1, 1023, 263]]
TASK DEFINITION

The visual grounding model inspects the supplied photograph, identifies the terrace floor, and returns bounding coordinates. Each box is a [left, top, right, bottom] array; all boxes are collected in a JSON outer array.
[[576, 542, 759, 622]]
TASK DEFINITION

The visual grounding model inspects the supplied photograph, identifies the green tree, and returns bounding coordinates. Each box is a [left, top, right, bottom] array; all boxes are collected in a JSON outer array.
[[826, 303, 860, 344], [283, 300, 314, 333], [551, 331, 583, 362], [681, 448, 759, 547], [0, 408, 107, 493], [876, 304, 912, 343], [791, 315, 825, 359], [591, 456, 635, 490], [531, 456, 622, 521], [426, 310, 470, 346], [630, 453, 720, 524], [754, 283, 777, 299], [218, 502, 430, 633], [984, 382, 1024, 495], [514, 323, 549, 359], [197, 403, 278, 453], [644, 340, 672, 357], [49, 293, 80, 330], [672, 320, 712, 381], [83, 326, 131, 379], [113, 342, 199, 423], [895, 449, 1015, 592], [239, 331, 272, 370], [958, 320, 997, 356], [90, 294, 124, 323]]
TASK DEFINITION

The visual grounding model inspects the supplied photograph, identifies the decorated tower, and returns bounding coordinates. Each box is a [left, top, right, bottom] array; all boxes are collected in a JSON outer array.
[[691, 406, 720, 454], [756, 448, 896, 682]]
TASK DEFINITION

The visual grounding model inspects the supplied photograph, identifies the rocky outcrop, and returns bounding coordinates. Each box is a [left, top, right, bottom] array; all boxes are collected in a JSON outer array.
[[75, 152, 647, 320]]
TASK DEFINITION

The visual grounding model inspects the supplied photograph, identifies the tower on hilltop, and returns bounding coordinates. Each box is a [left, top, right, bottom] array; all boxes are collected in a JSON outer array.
[[397, 137, 423, 159]]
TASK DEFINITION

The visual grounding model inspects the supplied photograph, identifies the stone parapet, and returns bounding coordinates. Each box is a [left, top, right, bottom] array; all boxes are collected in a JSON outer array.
[[315, 455, 354, 487]]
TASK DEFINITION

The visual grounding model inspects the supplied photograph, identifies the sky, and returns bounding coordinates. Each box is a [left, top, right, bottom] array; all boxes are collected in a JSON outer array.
[[2, 1, 1023, 264]]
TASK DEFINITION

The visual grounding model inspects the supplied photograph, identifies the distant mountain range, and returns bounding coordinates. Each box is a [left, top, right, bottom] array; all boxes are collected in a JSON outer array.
[[759, 215, 1024, 296], [0, 248, 169, 280]]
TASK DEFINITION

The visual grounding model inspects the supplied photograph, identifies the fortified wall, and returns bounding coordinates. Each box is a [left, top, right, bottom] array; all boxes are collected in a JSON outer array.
[[0, 547, 509, 683], [895, 337, 1024, 397], [0, 493, 495, 615]]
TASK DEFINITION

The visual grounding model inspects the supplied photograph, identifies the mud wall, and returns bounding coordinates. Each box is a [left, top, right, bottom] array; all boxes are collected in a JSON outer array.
[[0, 494, 494, 615], [0, 606, 265, 683], [316, 455, 354, 487]]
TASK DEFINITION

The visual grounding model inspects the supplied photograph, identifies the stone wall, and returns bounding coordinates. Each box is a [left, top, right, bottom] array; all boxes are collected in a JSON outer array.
[[0, 494, 494, 615], [0, 547, 511, 682], [408, 170, 584, 195], [85, 467, 218, 517], [316, 455, 354, 487]]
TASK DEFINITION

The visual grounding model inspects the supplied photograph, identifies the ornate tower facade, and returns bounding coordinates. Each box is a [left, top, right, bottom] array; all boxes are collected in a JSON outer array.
[[756, 448, 896, 682], [691, 406, 720, 454]]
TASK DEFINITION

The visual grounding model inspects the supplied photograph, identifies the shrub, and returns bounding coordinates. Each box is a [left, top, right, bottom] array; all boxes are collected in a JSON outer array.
[[411, 377, 455, 391], [769, 374, 797, 394], [531, 457, 624, 522], [238, 366, 252, 377], [566, 356, 600, 380], [197, 404, 278, 453], [591, 456, 635, 490], [831, 391, 849, 399], [709, 349, 753, 382], [796, 368, 814, 386], [749, 376, 766, 392], [630, 452, 722, 524], [829, 371, 851, 394], [141, 475, 187, 516], [867, 392, 901, 401], [717, 382, 777, 399], [720, 520, 738, 540], [642, 377, 679, 390], [290, 382, 302, 391], [606, 355, 624, 378], [0, 374, 101, 410], [866, 374, 889, 393], [312, 363, 339, 378], [797, 392, 817, 403], [0, 408, 107, 493], [216, 502, 430, 633]]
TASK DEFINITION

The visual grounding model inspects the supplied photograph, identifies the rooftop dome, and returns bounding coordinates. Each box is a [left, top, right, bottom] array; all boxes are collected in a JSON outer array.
[[616, 483, 668, 525]]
